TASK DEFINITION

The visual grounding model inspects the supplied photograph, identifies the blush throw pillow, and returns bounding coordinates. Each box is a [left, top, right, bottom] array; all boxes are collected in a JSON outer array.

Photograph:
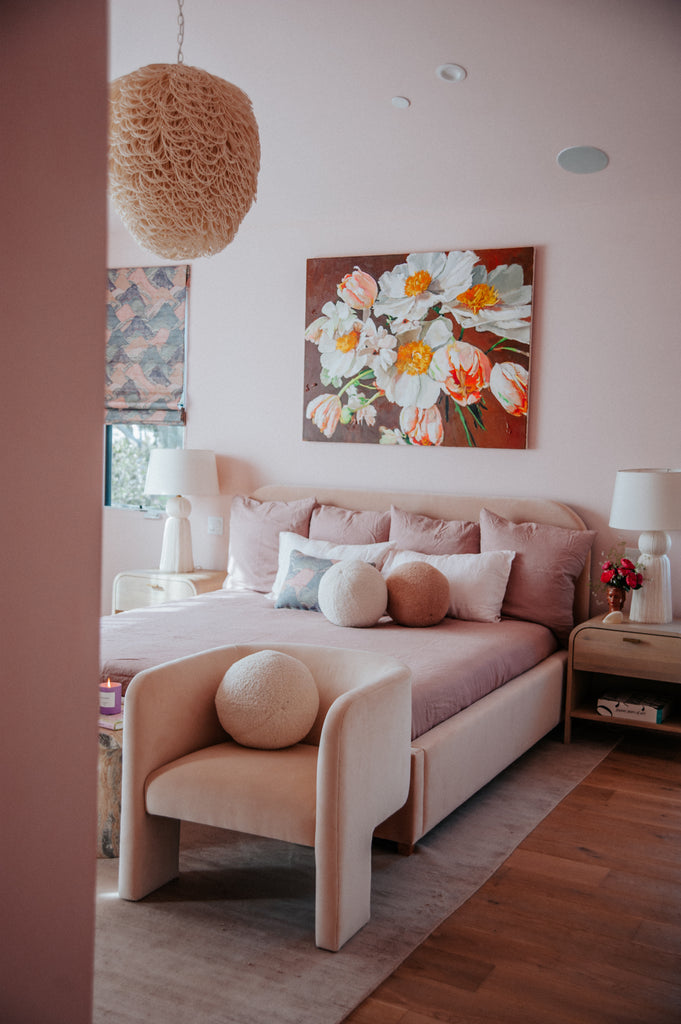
[[479, 508, 595, 640], [386, 561, 450, 627], [271, 533, 396, 599], [389, 506, 480, 555], [309, 504, 391, 544], [225, 495, 316, 594], [388, 549, 515, 622], [274, 551, 336, 611]]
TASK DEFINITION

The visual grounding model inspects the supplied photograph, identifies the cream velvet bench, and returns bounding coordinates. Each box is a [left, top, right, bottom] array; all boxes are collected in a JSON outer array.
[[118, 643, 412, 951]]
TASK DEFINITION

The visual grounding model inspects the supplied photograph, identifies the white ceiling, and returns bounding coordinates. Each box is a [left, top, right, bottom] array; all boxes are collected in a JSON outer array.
[[108, 0, 681, 226]]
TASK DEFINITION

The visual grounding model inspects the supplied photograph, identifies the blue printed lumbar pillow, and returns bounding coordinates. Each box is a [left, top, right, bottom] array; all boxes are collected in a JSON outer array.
[[274, 550, 336, 611]]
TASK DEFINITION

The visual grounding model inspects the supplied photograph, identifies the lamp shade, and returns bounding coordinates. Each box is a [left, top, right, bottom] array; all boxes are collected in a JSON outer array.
[[609, 469, 681, 531], [145, 449, 219, 497]]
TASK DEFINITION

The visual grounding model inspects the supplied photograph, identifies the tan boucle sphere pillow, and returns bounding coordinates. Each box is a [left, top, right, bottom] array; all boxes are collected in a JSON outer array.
[[215, 650, 319, 749], [386, 561, 450, 627], [317, 560, 388, 627]]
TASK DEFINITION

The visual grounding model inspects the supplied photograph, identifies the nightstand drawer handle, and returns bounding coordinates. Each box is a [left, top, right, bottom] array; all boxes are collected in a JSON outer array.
[[148, 583, 165, 591], [622, 637, 643, 644]]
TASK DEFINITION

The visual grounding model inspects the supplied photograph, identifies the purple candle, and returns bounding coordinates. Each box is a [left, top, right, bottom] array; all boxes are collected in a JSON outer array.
[[100, 678, 122, 715]]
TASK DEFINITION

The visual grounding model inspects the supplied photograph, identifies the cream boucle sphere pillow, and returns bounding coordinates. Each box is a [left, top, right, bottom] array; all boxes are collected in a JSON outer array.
[[215, 650, 319, 749], [317, 560, 387, 628], [386, 561, 450, 627]]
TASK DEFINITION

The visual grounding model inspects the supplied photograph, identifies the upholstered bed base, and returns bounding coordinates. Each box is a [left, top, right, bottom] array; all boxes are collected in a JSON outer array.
[[250, 485, 590, 851]]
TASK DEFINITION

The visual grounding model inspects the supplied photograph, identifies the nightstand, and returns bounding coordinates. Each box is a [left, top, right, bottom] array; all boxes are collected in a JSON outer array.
[[564, 616, 681, 742], [112, 568, 226, 613], [98, 723, 122, 858]]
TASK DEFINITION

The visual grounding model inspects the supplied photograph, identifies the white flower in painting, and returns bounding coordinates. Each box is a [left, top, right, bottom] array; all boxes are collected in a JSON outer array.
[[310, 300, 367, 380], [400, 405, 444, 446], [442, 263, 532, 343], [490, 361, 529, 416], [345, 387, 377, 427], [319, 324, 366, 379], [307, 300, 358, 344], [358, 318, 397, 373], [355, 405, 377, 426], [337, 267, 378, 310], [379, 426, 408, 445], [373, 250, 478, 325], [430, 339, 492, 407], [306, 393, 342, 438], [373, 318, 451, 409], [304, 315, 327, 345]]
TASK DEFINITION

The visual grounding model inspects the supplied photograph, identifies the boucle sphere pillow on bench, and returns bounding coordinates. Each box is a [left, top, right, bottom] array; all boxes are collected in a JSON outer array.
[[386, 561, 450, 627], [215, 650, 319, 749]]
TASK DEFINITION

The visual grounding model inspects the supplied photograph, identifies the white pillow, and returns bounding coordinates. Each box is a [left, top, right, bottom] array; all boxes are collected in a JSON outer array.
[[271, 533, 396, 599], [215, 650, 319, 749], [387, 549, 515, 622], [317, 560, 388, 627]]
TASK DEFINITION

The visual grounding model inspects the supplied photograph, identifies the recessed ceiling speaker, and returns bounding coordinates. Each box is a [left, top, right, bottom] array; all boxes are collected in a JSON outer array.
[[557, 146, 609, 174]]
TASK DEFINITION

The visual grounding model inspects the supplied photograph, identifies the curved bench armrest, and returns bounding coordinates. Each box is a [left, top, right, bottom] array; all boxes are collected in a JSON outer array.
[[315, 661, 412, 950]]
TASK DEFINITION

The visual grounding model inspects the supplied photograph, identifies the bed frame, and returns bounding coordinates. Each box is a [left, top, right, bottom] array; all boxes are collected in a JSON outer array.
[[251, 484, 591, 853]]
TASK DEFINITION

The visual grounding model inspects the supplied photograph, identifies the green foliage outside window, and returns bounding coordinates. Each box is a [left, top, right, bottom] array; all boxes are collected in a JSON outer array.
[[108, 424, 184, 509]]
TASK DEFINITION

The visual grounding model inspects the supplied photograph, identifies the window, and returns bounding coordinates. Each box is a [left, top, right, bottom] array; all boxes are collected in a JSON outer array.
[[104, 266, 189, 509], [104, 424, 184, 509]]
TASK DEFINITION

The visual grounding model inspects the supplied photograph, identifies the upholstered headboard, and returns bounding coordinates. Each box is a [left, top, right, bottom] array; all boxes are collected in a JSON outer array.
[[251, 484, 592, 625]]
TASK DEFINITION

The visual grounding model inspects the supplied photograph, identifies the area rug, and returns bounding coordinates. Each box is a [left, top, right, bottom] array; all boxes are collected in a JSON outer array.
[[93, 727, 616, 1024]]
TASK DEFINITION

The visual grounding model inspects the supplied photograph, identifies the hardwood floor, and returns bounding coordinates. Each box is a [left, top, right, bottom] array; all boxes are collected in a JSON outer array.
[[344, 727, 681, 1024]]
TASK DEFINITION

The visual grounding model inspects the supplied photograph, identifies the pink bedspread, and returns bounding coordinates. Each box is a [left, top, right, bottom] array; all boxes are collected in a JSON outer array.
[[100, 590, 558, 740]]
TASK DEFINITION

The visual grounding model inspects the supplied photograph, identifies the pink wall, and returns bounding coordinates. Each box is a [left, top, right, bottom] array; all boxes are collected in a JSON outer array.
[[104, 0, 681, 614], [1, 2, 107, 1021]]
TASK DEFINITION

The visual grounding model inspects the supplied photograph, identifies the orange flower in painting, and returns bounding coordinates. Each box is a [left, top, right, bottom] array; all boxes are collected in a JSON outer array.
[[399, 405, 444, 446], [337, 267, 378, 310], [490, 362, 528, 416], [430, 340, 492, 406], [306, 393, 342, 438]]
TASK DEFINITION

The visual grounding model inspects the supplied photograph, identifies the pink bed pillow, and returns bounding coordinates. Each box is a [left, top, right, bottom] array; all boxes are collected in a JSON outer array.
[[479, 508, 595, 641], [225, 495, 316, 593], [389, 506, 480, 555], [309, 504, 390, 544]]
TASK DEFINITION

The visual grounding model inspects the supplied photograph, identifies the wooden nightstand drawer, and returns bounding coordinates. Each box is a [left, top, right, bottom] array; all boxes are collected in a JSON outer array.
[[573, 627, 681, 683]]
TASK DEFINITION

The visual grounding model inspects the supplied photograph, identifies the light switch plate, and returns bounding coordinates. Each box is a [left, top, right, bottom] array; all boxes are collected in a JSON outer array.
[[207, 516, 224, 536]]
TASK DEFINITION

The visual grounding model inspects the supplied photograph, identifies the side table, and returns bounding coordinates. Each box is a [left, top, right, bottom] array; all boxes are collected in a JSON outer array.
[[112, 568, 225, 613], [97, 722, 123, 858], [564, 615, 681, 742]]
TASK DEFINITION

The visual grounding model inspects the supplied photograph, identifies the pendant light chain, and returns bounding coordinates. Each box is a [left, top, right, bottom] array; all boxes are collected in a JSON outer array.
[[176, 0, 185, 64]]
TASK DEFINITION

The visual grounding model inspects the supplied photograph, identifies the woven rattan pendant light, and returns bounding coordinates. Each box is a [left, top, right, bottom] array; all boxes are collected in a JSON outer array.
[[108, 0, 260, 260]]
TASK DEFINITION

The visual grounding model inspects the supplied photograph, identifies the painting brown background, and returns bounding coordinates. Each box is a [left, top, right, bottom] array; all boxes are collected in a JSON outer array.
[[303, 247, 534, 448]]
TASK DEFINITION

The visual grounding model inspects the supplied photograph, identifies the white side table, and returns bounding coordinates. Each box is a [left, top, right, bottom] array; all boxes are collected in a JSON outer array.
[[112, 568, 225, 613]]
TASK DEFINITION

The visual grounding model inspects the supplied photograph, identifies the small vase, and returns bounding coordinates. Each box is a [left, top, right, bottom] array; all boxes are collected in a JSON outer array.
[[606, 586, 627, 615]]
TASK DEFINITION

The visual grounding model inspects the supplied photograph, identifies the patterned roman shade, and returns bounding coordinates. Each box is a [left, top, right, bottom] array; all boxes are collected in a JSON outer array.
[[105, 265, 189, 424]]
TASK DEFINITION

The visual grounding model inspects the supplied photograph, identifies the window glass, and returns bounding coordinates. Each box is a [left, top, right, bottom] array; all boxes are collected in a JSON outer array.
[[105, 424, 184, 509]]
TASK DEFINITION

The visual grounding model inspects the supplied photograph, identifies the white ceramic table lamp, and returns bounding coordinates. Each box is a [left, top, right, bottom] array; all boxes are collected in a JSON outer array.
[[609, 468, 681, 623], [144, 449, 219, 572]]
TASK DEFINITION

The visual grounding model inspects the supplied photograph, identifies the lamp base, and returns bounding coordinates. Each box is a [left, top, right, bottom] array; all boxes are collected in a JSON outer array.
[[628, 531, 672, 624], [158, 495, 195, 573]]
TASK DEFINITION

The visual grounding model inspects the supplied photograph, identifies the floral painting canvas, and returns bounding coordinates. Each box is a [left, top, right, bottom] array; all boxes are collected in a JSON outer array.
[[303, 247, 534, 447]]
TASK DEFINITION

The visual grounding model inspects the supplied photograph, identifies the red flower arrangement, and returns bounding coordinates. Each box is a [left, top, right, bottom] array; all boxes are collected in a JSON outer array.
[[600, 557, 643, 592]]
